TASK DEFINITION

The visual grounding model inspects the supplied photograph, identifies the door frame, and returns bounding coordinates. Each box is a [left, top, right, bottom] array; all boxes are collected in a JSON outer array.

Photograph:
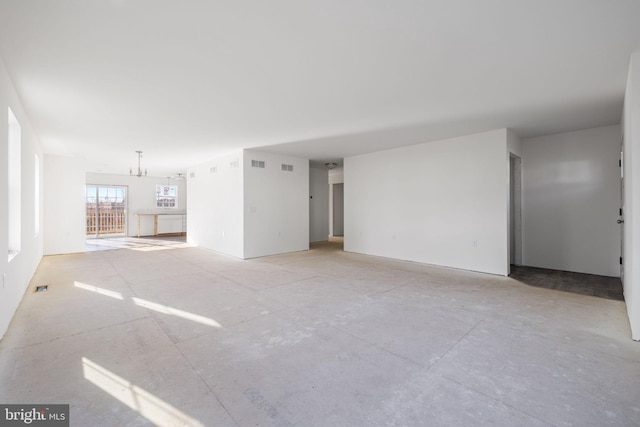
[[508, 154, 523, 273], [620, 143, 625, 283]]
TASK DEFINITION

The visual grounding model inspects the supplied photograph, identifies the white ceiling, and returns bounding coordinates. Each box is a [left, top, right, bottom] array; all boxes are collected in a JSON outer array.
[[1, 0, 639, 176]]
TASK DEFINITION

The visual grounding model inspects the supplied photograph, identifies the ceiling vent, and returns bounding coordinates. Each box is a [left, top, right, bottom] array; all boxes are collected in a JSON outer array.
[[190, 172, 196, 178], [230, 160, 239, 169], [210, 166, 217, 174]]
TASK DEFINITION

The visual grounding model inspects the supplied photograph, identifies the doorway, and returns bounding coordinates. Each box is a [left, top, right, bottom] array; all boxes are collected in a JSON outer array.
[[86, 185, 127, 237], [332, 183, 344, 237], [509, 155, 522, 271]]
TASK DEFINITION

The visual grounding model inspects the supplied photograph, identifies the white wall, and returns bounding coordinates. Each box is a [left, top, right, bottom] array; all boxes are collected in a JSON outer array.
[[623, 52, 640, 340], [521, 125, 621, 277], [309, 166, 329, 242], [86, 173, 187, 237], [0, 56, 44, 339], [187, 151, 244, 258], [43, 155, 87, 255], [345, 129, 510, 276], [243, 150, 309, 258]]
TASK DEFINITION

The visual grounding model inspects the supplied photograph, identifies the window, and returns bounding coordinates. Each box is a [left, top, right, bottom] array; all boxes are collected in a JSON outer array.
[[8, 107, 21, 260], [34, 154, 40, 236], [156, 185, 178, 208], [86, 186, 127, 237]]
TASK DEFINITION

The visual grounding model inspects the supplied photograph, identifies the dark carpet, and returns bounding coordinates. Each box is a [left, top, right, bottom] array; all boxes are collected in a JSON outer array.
[[510, 265, 624, 301]]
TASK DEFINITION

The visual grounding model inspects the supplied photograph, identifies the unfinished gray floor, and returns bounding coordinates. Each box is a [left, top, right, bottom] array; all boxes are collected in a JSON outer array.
[[1, 241, 639, 426]]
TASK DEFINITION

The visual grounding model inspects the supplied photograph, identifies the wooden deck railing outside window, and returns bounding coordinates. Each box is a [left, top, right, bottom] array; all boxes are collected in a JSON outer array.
[[86, 209, 126, 235]]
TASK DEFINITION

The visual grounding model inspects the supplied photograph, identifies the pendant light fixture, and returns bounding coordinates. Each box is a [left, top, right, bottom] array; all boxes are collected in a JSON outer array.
[[130, 150, 147, 177]]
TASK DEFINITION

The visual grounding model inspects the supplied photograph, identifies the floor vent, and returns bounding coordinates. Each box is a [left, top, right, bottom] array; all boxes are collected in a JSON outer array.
[[34, 284, 49, 292]]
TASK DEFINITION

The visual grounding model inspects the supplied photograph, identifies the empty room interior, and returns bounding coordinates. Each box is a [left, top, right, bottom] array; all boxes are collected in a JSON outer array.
[[2, 1, 640, 426]]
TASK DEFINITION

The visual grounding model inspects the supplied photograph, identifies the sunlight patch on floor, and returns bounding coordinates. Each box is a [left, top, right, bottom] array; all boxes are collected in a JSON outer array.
[[82, 357, 204, 427], [132, 297, 222, 328], [86, 237, 193, 252], [73, 281, 222, 328], [130, 243, 194, 252], [74, 281, 124, 300]]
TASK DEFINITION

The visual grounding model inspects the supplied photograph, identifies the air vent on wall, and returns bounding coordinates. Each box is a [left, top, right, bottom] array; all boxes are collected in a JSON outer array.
[[281, 164, 293, 172], [251, 160, 266, 168], [190, 172, 196, 178], [230, 160, 239, 169], [210, 166, 217, 174]]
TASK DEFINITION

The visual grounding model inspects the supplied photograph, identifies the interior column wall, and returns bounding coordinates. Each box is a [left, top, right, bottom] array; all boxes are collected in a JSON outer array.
[[187, 150, 309, 259], [243, 150, 309, 258], [187, 151, 244, 258]]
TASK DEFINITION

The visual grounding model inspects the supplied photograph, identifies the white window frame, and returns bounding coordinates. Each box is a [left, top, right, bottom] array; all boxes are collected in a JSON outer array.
[[8, 107, 21, 261], [156, 185, 178, 209]]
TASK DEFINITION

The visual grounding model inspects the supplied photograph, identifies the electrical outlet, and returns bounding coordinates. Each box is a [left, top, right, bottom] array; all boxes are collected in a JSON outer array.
[[2, 273, 5, 289]]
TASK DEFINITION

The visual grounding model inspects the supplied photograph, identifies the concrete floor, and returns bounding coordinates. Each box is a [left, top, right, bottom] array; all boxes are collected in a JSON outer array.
[[1, 241, 639, 426]]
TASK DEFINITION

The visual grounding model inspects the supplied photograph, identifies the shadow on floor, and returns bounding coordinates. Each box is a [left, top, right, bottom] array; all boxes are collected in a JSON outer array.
[[510, 265, 624, 301]]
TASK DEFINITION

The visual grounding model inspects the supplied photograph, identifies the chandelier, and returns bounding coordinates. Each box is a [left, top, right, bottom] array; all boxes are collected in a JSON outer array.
[[130, 150, 147, 177]]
